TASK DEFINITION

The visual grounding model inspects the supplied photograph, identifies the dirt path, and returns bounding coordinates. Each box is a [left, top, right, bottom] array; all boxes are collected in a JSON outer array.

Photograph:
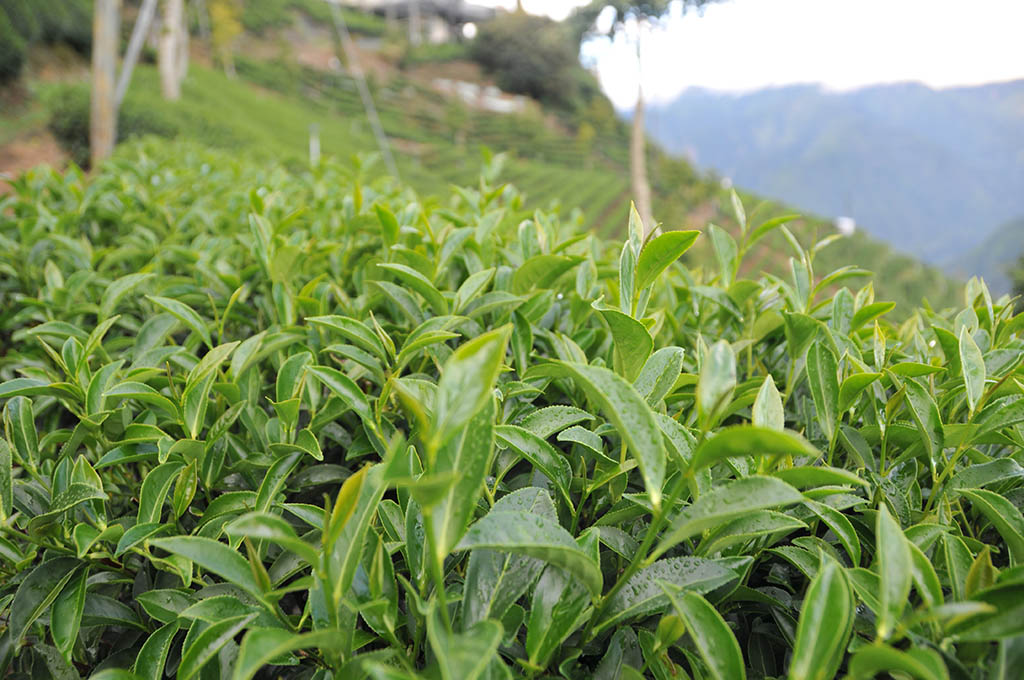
[[0, 129, 66, 192]]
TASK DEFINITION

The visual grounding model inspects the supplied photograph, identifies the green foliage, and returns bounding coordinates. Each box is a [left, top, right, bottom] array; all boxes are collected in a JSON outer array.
[[1, 138, 1022, 677], [8, 0, 92, 52], [240, 0, 386, 36], [45, 85, 181, 167], [1012, 253, 1024, 300], [0, 0, 92, 84], [1, 0, 40, 43], [470, 12, 581, 109], [400, 41, 471, 68], [0, 7, 26, 85], [957, 216, 1024, 296]]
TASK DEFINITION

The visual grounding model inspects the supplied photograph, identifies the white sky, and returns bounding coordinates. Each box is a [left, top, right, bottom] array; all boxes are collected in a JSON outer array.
[[475, 0, 1024, 108]]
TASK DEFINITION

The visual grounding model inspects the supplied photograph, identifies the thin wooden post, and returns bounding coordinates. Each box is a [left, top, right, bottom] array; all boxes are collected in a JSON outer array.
[[91, 0, 120, 167], [309, 123, 321, 166], [409, 0, 422, 46]]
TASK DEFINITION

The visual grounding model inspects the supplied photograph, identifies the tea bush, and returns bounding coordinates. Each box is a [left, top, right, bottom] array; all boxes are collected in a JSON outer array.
[[1, 140, 1023, 679], [45, 86, 183, 167]]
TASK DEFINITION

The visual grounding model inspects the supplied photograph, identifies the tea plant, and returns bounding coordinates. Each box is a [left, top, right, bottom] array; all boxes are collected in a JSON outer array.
[[1, 140, 1023, 679]]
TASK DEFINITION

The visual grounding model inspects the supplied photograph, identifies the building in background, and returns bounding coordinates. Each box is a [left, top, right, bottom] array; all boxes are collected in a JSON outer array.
[[345, 0, 495, 43]]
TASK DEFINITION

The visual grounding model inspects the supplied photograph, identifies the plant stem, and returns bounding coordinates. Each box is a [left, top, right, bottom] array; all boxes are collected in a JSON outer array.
[[421, 506, 452, 633]]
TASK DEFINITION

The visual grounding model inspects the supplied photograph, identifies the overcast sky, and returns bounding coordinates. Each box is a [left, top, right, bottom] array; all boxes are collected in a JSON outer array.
[[475, 0, 1024, 108]]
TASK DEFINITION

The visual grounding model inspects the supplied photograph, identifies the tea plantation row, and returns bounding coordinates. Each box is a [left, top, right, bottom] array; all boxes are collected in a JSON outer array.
[[0, 141, 1022, 679]]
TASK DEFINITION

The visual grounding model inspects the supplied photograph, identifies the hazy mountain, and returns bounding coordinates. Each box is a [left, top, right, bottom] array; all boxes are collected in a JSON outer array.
[[951, 216, 1024, 296], [644, 80, 1024, 284]]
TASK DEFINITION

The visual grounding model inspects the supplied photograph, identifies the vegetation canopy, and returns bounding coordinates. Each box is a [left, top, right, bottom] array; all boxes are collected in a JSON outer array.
[[0, 140, 1022, 679]]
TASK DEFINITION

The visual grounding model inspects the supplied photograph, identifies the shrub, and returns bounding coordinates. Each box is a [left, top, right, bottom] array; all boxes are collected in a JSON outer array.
[[241, 0, 386, 36], [400, 41, 471, 68], [33, 0, 92, 53], [470, 12, 579, 107], [0, 8, 26, 85], [59, 0, 94, 54], [0, 0, 41, 43], [1, 139, 1023, 678], [46, 85, 180, 166]]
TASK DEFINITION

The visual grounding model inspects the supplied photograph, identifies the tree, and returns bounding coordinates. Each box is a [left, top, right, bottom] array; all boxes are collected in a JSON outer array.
[[209, 0, 242, 77], [470, 12, 579, 108], [159, 0, 187, 100], [88, 0, 164, 166], [90, 0, 119, 167], [574, 0, 720, 236]]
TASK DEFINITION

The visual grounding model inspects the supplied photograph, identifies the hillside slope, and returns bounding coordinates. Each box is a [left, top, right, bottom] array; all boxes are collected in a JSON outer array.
[[3, 7, 964, 311], [645, 81, 1024, 266]]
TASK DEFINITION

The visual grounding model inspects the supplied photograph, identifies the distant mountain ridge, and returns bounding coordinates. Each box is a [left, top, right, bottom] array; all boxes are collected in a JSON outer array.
[[644, 80, 1024, 288]]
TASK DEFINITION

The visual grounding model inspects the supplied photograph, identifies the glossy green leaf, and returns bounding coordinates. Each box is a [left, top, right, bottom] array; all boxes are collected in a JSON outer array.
[[529, 360, 665, 508], [462, 490, 554, 629], [496, 424, 572, 507], [306, 365, 372, 423], [458, 506, 601, 597], [8, 557, 81, 644], [146, 295, 212, 349], [307, 315, 388, 361], [133, 621, 179, 680], [788, 557, 854, 680], [178, 614, 257, 680], [0, 438, 11, 518], [635, 230, 700, 292], [839, 372, 881, 412], [599, 308, 654, 382], [428, 609, 504, 680], [753, 375, 784, 431], [663, 588, 746, 680], [378, 263, 449, 315], [225, 512, 320, 564], [697, 340, 736, 429], [4, 396, 37, 469], [851, 301, 896, 330], [876, 503, 912, 639], [596, 557, 736, 633], [690, 426, 817, 474], [150, 536, 263, 598], [654, 476, 804, 560], [512, 255, 582, 294], [431, 401, 496, 556], [100, 273, 155, 318], [806, 343, 839, 442], [634, 347, 685, 406], [959, 327, 986, 414], [232, 628, 344, 680], [847, 645, 949, 680], [698, 511, 807, 556], [957, 488, 1024, 565], [434, 325, 510, 448], [51, 566, 88, 665]]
